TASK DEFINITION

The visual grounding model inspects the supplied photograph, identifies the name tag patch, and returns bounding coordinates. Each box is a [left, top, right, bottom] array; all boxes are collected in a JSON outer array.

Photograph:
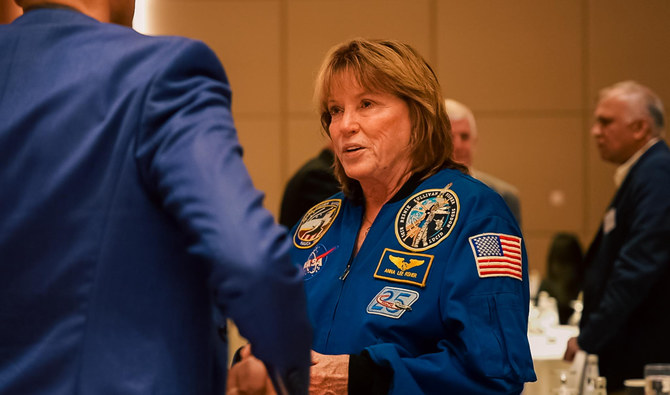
[[603, 207, 616, 234], [373, 248, 434, 287], [366, 286, 419, 319]]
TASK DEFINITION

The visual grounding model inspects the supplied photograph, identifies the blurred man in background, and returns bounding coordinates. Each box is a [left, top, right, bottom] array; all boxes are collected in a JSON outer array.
[[445, 98, 522, 225], [564, 81, 670, 393]]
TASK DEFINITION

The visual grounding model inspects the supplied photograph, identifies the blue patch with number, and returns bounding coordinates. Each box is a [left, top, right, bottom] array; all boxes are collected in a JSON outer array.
[[366, 286, 420, 319]]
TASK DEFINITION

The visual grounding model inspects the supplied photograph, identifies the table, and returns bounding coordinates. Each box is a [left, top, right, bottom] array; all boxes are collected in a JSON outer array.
[[523, 325, 579, 395]]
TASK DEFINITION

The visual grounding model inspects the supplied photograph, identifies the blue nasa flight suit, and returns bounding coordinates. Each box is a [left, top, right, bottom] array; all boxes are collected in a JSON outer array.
[[291, 168, 536, 394]]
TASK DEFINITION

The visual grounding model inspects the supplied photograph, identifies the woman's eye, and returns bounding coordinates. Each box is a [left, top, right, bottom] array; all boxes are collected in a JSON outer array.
[[361, 100, 373, 108], [328, 107, 342, 116]]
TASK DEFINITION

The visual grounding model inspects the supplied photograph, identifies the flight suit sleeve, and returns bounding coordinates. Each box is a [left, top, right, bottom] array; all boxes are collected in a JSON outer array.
[[364, 215, 536, 394]]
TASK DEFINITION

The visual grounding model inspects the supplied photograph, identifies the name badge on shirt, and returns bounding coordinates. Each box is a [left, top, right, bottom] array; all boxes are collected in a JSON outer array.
[[373, 249, 434, 287], [603, 208, 616, 234]]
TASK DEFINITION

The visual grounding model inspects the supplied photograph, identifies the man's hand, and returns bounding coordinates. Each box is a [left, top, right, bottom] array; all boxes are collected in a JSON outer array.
[[309, 350, 349, 395], [227, 345, 276, 395], [563, 336, 581, 362]]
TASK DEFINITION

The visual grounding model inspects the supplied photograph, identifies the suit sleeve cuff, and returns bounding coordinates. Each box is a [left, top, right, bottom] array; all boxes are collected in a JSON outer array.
[[348, 350, 393, 395]]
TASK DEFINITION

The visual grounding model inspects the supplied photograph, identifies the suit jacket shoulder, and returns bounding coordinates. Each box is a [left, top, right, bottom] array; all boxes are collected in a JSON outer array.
[[471, 169, 522, 225]]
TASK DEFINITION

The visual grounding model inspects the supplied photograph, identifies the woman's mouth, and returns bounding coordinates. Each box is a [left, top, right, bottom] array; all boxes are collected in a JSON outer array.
[[344, 145, 364, 153]]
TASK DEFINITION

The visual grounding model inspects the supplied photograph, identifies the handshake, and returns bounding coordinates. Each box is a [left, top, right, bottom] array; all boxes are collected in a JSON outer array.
[[227, 345, 349, 395]]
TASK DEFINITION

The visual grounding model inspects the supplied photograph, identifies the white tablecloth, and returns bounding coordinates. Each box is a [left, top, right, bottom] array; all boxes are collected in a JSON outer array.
[[523, 326, 579, 395]]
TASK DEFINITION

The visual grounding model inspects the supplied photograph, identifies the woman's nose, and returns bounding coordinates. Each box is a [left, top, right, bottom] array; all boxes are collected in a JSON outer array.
[[340, 110, 360, 134]]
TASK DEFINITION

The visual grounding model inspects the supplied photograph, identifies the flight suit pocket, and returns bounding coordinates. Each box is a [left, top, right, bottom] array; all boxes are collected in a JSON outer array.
[[468, 292, 532, 380], [468, 294, 507, 378]]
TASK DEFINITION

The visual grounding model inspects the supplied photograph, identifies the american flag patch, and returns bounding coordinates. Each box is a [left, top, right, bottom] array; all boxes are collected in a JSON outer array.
[[468, 233, 523, 281]]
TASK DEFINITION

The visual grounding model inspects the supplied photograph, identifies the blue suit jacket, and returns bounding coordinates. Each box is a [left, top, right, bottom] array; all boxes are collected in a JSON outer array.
[[579, 140, 670, 390], [0, 8, 311, 394]]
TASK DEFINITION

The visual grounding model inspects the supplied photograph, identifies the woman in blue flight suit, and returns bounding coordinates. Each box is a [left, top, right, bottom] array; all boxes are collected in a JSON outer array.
[[290, 38, 536, 395]]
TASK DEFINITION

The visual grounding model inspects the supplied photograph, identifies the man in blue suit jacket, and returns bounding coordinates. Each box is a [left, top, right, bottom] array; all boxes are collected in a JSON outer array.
[[564, 81, 670, 392], [0, 1, 311, 394]]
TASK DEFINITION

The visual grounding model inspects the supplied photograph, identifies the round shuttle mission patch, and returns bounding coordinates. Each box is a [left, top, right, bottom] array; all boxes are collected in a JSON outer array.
[[395, 183, 459, 252], [293, 199, 341, 249]]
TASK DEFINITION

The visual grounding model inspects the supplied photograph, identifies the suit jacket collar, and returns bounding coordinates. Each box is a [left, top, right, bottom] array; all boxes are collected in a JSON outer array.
[[13, 5, 98, 26], [615, 139, 668, 196], [584, 139, 669, 264], [614, 137, 661, 187]]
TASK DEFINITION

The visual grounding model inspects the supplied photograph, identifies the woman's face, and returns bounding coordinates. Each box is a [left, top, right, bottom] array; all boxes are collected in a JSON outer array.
[[327, 72, 413, 189]]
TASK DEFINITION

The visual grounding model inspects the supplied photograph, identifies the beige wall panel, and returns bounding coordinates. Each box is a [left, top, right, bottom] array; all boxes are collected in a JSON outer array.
[[235, 119, 283, 217], [436, 1, 583, 112], [588, 0, 670, 107], [475, 116, 584, 234], [145, 0, 281, 116], [286, 117, 330, 177], [286, 0, 432, 114]]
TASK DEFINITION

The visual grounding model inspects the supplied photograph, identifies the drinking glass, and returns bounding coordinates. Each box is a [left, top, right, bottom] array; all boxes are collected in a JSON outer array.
[[645, 364, 670, 395]]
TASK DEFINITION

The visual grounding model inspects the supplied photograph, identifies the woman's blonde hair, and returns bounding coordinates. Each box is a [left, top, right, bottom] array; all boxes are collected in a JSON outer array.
[[315, 38, 466, 199]]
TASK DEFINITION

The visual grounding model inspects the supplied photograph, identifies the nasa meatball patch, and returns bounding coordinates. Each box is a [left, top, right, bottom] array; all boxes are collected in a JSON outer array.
[[302, 244, 337, 280]]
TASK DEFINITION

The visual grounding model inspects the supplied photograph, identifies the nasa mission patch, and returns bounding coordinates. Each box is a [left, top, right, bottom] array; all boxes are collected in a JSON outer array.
[[395, 183, 459, 252], [293, 199, 341, 249]]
